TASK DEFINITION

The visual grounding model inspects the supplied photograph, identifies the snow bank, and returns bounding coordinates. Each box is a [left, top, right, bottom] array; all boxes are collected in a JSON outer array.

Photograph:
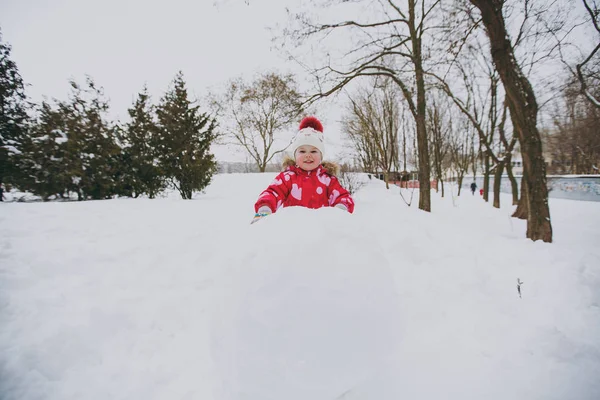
[[0, 174, 599, 400], [211, 207, 402, 400]]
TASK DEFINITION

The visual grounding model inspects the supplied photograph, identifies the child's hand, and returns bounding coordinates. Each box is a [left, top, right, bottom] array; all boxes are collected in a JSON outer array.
[[335, 204, 348, 212], [251, 206, 272, 224]]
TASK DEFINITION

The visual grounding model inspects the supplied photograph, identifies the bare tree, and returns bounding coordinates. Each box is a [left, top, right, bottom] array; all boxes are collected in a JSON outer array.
[[497, 104, 520, 206], [399, 105, 414, 174], [282, 0, 444, 211], [547, 78, 600, 174], [433, 59, 516, 209], [342, 78, 400, 189], [576, 0, 600, 108], [344, 121, 378, 174], [468, 0, 553, 242], [427, 93, 453, 197], [448, 117, 477, 196], [212, 72, 303, 172]]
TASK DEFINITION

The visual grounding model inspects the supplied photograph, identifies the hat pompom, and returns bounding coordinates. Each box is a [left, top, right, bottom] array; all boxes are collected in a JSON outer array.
[[299, 116, 323, 133]]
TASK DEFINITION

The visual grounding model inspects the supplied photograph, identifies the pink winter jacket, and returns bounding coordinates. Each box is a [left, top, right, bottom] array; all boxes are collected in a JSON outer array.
[[254, 160, 355, 214]]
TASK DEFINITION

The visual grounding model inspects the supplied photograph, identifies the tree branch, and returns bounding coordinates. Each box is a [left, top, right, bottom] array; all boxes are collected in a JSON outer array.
[[429, 71, 501, 164]]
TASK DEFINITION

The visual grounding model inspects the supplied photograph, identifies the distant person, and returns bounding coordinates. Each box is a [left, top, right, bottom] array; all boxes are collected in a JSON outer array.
[[480, 188, 484, 196], [470, 182, 477, 195], [252, 116, 355, 224]]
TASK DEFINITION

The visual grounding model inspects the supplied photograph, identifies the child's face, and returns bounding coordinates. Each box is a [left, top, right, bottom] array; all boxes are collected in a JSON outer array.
[[295, 145, 322, 171]]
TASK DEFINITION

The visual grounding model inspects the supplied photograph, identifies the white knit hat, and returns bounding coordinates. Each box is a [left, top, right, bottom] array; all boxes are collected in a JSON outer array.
[[289, 116, 325, 158]]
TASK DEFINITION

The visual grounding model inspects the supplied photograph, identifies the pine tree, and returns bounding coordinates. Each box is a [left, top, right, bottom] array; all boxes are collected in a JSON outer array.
[[111, 127, 136, 198], [121, 87, 166, 198], [21, 78, 120, 200], [20, 101, 72, 200], [65, 78, 120, 200], [156, 72, 217, 199], [0, 31, 30, 199]]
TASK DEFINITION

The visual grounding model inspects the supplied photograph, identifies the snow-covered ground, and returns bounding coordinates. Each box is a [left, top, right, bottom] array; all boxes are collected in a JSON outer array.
[[1, 173, 599, 400]]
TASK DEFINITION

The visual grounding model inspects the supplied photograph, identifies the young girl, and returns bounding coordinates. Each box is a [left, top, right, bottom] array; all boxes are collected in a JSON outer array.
[[252, 116, 355, 223]]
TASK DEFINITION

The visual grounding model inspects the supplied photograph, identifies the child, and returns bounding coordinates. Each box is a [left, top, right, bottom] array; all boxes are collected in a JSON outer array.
[[252, 116, 355, 223]]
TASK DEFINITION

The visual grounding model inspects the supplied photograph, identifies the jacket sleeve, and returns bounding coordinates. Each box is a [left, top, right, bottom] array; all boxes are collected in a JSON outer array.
[[328, 176, 355, 213], [254, 172, 291, 213]]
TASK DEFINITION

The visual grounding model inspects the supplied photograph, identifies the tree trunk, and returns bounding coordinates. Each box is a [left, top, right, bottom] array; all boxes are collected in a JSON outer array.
[[512, 181, 528, 219], [415, 110, 431, 210], [470, 0, 552, 242], [493, 160, 504, 209], [410, 0, 431, 212], [258, 154, 267, 173], [512, 168, 528, 219], [434, 136, 443, 196], [505, 153, 519, 205], [483, 153, 490, 202], [402, 128, 407, 172]]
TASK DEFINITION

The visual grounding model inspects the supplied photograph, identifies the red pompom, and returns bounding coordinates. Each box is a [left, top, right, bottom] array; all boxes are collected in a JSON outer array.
[[298, 116, 323, 133]]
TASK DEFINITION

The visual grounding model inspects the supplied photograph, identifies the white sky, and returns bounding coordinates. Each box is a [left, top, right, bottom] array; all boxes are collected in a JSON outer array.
[[1, 0, 593, 163], [0, 0, 296, 108], [1, 0, 343, 162]]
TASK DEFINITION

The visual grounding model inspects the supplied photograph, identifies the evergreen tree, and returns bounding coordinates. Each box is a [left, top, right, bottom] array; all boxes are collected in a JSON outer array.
[[21, 78, 120, 200], [20, 101, 72, 200], [121, 87, 166, 198], [64, 78, 120, 200], [111, 127, 136, 198], [156, 72, 217, 199], [0, 31, 30, 199]]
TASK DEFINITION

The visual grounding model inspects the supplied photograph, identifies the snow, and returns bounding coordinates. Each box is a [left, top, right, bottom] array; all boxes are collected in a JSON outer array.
[[4, 145, 22, 155], [53, 129, 68, 144], [1, 174, 600, 400]]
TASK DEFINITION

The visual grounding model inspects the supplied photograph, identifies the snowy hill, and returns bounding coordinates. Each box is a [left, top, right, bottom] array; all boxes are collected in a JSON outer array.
[[1, 173, 599, 400]]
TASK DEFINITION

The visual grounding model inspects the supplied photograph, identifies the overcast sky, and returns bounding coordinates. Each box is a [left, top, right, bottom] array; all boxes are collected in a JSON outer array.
[[1, 0, 339, 162], [1, 0, 592, 163], [0, 0, 297, 106]]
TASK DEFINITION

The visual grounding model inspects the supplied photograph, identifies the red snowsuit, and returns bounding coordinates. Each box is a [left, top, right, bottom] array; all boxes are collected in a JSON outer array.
[[254, 162, 355, 214]]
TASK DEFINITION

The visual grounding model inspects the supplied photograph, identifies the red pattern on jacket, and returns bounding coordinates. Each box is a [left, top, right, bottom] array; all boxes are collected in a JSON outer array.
[[254, 164, 355, 213]]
